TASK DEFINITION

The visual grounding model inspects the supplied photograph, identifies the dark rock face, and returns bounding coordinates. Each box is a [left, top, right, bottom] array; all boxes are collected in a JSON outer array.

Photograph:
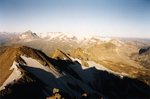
[[137, 46, 150, 69], [139, 47, 150, 54]]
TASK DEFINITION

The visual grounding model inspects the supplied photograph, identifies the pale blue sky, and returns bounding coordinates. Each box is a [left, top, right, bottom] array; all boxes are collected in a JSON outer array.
[[0, 0, 150, 38]]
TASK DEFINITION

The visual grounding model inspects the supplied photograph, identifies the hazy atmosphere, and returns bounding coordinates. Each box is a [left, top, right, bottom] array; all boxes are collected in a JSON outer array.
[[0, 0, 150, 38]]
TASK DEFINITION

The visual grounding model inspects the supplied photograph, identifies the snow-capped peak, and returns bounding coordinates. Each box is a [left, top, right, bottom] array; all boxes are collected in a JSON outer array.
[[19, 30, 39, 40], [36, 32, 91, 41]]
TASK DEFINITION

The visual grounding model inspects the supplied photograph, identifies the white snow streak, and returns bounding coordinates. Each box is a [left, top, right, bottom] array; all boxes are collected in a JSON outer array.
[[0, 61, 22, 90]]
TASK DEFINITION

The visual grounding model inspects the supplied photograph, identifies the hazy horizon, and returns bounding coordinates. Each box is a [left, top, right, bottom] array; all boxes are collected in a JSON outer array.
[[0, 0, 150, 38]]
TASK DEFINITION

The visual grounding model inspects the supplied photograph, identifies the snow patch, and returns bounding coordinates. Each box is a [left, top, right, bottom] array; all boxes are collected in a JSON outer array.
[[19, 34, 28, 39], [99, 37, 112, 42], [21, 55, 61, 78], [70, 57, 129, 78], [0, 61, 22, 90], [36, 32, 91, 41]]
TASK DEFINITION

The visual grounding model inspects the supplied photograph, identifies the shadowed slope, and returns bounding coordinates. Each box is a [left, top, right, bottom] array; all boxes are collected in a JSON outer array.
[[0, 58, 150, 99]]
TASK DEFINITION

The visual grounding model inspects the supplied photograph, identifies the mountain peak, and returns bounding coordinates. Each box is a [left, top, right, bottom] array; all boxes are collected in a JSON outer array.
[[24, 30, 32, 34], [19, 30, 39, 39]]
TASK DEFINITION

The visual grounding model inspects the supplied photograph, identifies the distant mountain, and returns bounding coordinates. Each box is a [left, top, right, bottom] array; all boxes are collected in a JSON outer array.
[[18, 30, 39, 40], [36, 32, 87, 41], [0, 45, 149, 99], [1, 31, 149, 53]]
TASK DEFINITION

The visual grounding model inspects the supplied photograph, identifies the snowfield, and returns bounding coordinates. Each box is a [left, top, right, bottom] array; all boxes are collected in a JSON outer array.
[[21, 55, 62, 78]]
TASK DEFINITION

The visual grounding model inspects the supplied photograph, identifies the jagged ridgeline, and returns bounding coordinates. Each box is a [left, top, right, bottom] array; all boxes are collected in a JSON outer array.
[[0, 45, 150, 99]]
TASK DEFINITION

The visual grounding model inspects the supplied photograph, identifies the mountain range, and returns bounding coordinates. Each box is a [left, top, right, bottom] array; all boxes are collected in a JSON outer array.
[[0, 31, 150, 99]]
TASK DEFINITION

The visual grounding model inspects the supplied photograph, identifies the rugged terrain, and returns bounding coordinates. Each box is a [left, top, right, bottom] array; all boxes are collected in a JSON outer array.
[[0, 45, 149, 99], [0, 31, 150, 98]]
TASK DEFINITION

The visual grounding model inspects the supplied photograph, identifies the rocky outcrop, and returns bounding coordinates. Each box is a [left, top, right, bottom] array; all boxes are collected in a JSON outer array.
[[133, 46, 150, 69], [139, 47, 150, 54]]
